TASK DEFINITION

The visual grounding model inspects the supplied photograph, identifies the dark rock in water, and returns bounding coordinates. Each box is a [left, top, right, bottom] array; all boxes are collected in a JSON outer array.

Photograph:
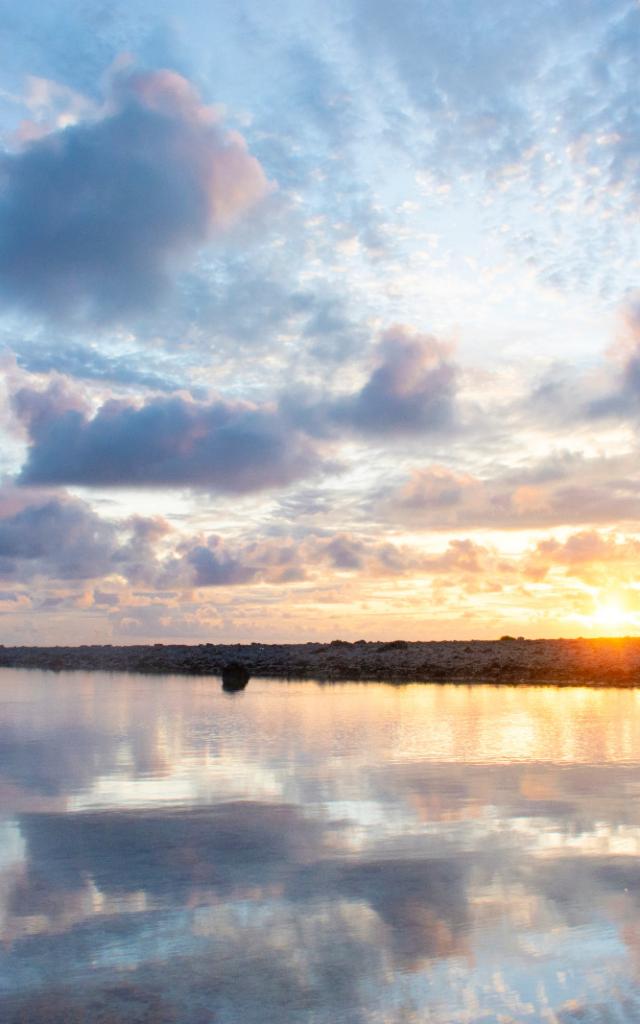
[[221, 660, 250, 691]]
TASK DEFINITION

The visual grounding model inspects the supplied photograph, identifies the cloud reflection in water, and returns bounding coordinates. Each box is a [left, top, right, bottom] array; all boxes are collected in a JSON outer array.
[[1, 672, 640, 1022]]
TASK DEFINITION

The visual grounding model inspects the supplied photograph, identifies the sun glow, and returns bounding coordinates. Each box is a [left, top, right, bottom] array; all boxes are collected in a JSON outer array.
[[585, 595, 636, 635]]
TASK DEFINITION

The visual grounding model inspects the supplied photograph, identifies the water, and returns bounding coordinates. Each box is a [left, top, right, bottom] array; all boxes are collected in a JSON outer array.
[[1, 671, 640, 1023]]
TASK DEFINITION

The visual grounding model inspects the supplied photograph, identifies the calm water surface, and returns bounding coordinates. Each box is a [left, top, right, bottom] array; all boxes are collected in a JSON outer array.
[[1, 670, 640, 1023]]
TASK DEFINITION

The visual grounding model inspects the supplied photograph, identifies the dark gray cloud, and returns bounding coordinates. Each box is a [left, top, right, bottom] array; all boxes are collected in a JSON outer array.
[[324, 535, 366, 570], [334, 326, 457, 435], [15, 384, 326, 493], [187, 540, 259, 586], [286, 325, 459, 439], [14, 328, 456, 493], [12, 376, 88, 438], [0, 486, 175, 586], [0, 66, 269, 323], [0, 496, 119, 580]]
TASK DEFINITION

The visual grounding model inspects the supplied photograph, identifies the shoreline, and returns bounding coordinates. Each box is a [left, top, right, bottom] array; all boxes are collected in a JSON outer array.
[[1, 637, 640, 686]]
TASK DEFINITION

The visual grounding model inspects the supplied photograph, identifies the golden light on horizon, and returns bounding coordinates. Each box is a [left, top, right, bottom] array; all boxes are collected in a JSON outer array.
[[578, 591, 639, 636]]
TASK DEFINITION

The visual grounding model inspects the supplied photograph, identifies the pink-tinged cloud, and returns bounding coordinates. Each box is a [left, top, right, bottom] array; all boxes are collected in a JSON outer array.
[[524, 530, 640, 583], [0, 67, 271, 322], [185, 531, 491, 586], [587, 293, 640, 419], [285, 325, 459, 439], [13, 326, 459, 494], [0, 493, 122, 581], [0, 483, 179, 586], [383, 455, 640, 530], [334, 326, 458, 435], [14, 383, 328, 494]]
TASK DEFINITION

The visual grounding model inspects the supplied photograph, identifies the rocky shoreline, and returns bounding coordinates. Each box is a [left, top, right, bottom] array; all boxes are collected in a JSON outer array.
[[1, 637, 640, 686]]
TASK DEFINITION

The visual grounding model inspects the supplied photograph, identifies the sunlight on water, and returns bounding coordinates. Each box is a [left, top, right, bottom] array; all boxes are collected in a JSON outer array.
[[1, 670, 640, 1023]]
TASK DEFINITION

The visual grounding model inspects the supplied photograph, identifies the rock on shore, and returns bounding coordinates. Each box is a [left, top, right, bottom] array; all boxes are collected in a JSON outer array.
[[1, 637, 640, 685]]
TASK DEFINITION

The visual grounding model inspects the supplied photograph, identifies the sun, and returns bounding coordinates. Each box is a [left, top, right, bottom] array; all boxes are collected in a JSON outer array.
[[571, 587, 640, 636], [588, 596, 635, 635], [593, 601, 625, 630]]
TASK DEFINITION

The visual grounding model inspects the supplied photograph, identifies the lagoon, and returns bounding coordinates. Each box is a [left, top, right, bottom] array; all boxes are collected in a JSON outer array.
[[1, 670, 640, 1022]]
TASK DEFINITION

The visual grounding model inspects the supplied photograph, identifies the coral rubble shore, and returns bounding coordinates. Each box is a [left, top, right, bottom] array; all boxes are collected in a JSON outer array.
[[1, 637, 640, 685]]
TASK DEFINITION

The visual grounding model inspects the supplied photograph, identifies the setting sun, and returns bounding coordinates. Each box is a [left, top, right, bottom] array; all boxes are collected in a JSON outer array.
[[583, 595, 637, 635]]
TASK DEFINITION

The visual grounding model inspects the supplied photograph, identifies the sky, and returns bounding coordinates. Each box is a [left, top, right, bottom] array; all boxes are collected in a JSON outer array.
[[0, 0, 639, 644]]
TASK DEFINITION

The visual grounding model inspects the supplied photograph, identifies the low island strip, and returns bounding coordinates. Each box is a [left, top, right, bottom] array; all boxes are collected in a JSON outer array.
[[1, 637, 640, 686]]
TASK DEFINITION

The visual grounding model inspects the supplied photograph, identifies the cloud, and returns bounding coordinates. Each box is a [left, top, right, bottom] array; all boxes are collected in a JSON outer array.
[[0, 494, 120, 580], [0, 0, 171, 98], [523, 296, 640, 427], [390, 464, 478, 513], [0, 66, 270, 322], [176, 532, 387, 589], [12, 376, 89, 436], [309, 532, 488, 577], [523, 529, 640, 584], [287, 325, 458, 439], [187, 540, 259, 586], [335, 326, 457, 435], [515, 296, 640, 431], [179, 530, 491, 589], [382, 452, 640, 530], [0, 478, 491, 596], [80, 524, 492, 598], [323, 534, 366, 570], [15, 384, 326, 493], [13, 327, 455, 494], [0, 484, 174, 585], [587, 295, 640, 419], [112, 515, 173, 586]]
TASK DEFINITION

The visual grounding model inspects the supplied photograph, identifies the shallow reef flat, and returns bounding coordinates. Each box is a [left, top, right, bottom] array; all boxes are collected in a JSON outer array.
[[1, 636, 640, 685]]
